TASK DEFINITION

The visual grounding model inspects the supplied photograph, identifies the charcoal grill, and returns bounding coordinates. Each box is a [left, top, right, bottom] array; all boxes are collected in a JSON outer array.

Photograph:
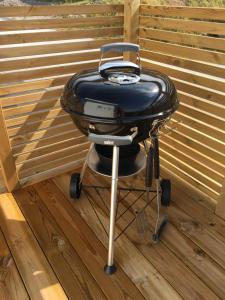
[[61, 43, 179, 274]]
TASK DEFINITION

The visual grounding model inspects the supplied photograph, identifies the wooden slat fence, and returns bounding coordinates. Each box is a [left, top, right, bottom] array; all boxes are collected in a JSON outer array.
[[139, 5, 225, 210], [0, 4, 124, 188], [0, 2, 225, 218]]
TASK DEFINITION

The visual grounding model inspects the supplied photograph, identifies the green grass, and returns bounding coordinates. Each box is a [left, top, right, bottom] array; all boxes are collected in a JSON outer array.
[[42, 0, 225, 7], [141, 0, 225, 6]]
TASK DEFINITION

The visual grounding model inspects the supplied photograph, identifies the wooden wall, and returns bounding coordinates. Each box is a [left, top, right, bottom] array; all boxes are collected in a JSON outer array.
[[0, 4, 124, 189], [139, 5, 225, 211], [0, 3, 224, 217]]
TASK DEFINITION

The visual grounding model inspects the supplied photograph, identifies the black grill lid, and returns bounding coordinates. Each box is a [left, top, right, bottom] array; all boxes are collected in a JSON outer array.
[[61, 68, 178, 122]]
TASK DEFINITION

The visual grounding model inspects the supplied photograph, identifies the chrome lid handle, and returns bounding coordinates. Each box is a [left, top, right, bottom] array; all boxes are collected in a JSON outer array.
[[100, 43, 140, 54]]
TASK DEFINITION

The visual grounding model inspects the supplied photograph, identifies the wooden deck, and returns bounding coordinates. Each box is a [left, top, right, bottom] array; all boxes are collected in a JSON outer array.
[[0, 168, 225, 300]]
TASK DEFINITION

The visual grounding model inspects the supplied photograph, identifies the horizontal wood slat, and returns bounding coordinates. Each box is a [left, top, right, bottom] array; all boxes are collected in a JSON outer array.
[[172, 78, 225, 107], [20, 153, 86, 187], [172, 111, 225, 144], [0, 4, 124, 188], [160, 156, 220, 198], [5, 107, 65, 128], [0, 2, 224, 209], [18, 143, 89, 179], [1, 86, 64, 108], [142, 60, 225, 93], [140, 5, 225, 21], [4, 98, 61, 119], [161, 133, 225, 175], [164, 119, 225, 159], [140, 5, 225, 206], [10, 121, 75, 147], [140, 16, 225, 35], [163, 125, 225, 166], [178, 91, 225, 119], [0, 16, 123, 31], [140, 49, 225, 79], [139, 28, 225, 52], [0, 38, 123, 59], [0, 59, 116, 84], [8, 114, 72, 138], [12, 126, 77, 154], [0, 50, 120, 73], [140, 37, 225, 66], [0, 4, 124, 17], [160, 148, 221, 193], [160, 141, 222, 188], [0, 27, 123, 45], [15, 132, 85, 164]]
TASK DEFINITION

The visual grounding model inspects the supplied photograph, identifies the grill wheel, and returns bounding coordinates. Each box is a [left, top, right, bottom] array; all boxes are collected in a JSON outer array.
[[70, 173, 82, 199]]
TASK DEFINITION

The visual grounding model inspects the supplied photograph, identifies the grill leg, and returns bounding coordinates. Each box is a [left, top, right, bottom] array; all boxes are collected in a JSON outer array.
[[104, 145, 119, 275], [80, 143, 94, 186]]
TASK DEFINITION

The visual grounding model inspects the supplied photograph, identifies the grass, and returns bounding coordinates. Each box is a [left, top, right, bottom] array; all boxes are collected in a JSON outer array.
[[34, 0, 225, 7]]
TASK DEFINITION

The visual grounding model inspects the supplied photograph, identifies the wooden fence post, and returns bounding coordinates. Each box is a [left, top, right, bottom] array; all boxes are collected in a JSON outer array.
[[124, 0, 140, 62], [0, 102, 20, 191]]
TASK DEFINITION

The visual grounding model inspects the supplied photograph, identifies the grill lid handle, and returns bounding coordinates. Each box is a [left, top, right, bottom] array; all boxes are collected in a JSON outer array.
[[88, 127, 138, 146], [99, 42, 141, 79], [99, 60, 140, 78], [100, 43, 140, 54]]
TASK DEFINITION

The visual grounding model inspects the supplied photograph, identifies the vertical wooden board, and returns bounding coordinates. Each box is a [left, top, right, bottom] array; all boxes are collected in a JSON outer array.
[[0, 104, 19, 192], [33, 180, 146, 300], [0, 193, 68, 300], [0, 229, 29, 300], [13, 186, 107, 300], [124, 0, 140, 61], [0, 168, 6, 193]]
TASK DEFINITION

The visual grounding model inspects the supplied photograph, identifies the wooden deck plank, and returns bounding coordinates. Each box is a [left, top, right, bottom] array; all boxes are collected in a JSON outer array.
[[159, 199, 225, 271], [33, 180, 146, 300], [0, 193, 68, 300], [53, 173, 183, 300], [164, 175, 225, 242], [0, 228, 29, 300], [13, 186, 107, 300], [120, 174, 225, 299], [81, 170, 225, 300], [173, 203, 225, 262], [1, 167, 224, 300], [84, 171, 221, 300]]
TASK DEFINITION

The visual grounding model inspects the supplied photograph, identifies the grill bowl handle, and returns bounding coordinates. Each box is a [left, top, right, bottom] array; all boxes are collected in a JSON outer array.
[[101, 43, 140, 54]]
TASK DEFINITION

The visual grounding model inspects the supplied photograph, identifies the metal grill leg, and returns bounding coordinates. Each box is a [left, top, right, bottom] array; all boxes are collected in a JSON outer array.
[[80, 143, 94, 186], [104, 145, 119, 275]]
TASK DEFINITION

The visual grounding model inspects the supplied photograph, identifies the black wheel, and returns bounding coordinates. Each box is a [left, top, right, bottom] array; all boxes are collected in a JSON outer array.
[[70, 173, 82, 199], [160, 179, 171, 207]]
